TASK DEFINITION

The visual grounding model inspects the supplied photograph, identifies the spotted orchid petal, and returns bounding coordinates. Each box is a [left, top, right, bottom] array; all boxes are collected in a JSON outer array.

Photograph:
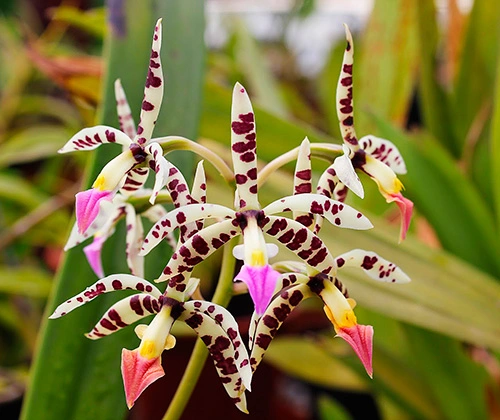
[[336, 25, 359, 151], [158, 220, 239, 289], [86, 293, 161, 339], [58, 126, 132, 153], [191, 160, 207, 204], [248, 273, 309, 349], [333, 145, 364, 198], [316, 164, 349, 202], [184, 300, 252, 390], [141, 204, 235, 255], [235, 264, 281, 316], [263, 216, 337, 275], [231, 83, 259, 210], [121, 167, 149, 196], [75, 188, 113, 234], [336, 324, 374, 378], [145, 142, 169, 205], [293, 138, 314, 228], [359, 135, 407, 174], [149, 158, 202, 244], [263, 194, 373, 230], [49, 274, 161, 319], [336, 249, 411, 283], [179, 309, 249, 413], [249, 282, 312, 371], [134, 19, 163, 146], [183, 160, 208, 240], [176, 161, 206, 242], [83, 235, 107, 278], [125, 204, 144, 277], [121, 348, 164, 408], [114, 79, 137, 140]]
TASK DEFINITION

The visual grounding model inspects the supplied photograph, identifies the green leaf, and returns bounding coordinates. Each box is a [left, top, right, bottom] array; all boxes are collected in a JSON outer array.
[[452, 1, 500, 153], [21, 2, 205, 419], [318, 394, 352, 420], [50, 6, 105, 38], [355, 0, 418, 134], [232, 20, 289, 118], [415, 0, 457, 154], [404, 327, 488, 420], [0, 267, 52, 298], [490, 33, 500, 232], [264, 336, 368, 392], [0, 126, 72, 167]]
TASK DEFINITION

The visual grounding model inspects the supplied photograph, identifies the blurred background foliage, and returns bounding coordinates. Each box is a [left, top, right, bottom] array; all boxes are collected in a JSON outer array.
[[1, 0, 500, 419]]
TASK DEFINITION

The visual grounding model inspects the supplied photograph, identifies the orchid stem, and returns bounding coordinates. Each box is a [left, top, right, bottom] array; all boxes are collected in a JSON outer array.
[[162, 238, 238, 420]]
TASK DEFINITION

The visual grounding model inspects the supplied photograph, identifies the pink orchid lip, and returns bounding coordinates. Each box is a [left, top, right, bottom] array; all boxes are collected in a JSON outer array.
[[121, 348, 165, 409], [336, 324, 374, 378], [75, 188, 113, 234], [234, 264, 281, 316], [388, 193, 413, 242], [83, 236, 106, 277]]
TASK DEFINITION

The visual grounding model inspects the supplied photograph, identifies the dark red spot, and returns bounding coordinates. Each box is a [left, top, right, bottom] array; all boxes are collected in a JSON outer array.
[[362, 255, 378, 270], [343, 64, 353, 74], [176, 212, 186, 224], [235, 174, 247, 184], [185, 313, 203, 328], [343, 116, 354, 126], [192, 235, 209, 255], [341, 76, 352, 86], [240, 151, 255, 163], [263, 315, 278, 329], [100, 318, 117, 331], [130, 295, 144, 315], [310, 201, 323, 214], [289, 290, 303, 306], [337, 258, 345, 267], [146, 69, 162, 88], [231, 121, 254, 135], [296, 169, 311, 180], [255, 333, 272, 350]]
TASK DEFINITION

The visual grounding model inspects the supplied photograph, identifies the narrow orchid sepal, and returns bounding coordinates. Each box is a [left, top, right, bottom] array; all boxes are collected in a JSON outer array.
[[235, 264, 281, 315], [387, 193, 413, 241], [336, 249, 411, 283], [121, 348, 165, 408], [83, 235, 106, 277], [75, 189, 113, 234], [335, 324, 374, 378]]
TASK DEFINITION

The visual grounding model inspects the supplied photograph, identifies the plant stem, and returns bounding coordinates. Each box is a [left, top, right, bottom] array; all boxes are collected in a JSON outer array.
[[162, 238, 238, 420]]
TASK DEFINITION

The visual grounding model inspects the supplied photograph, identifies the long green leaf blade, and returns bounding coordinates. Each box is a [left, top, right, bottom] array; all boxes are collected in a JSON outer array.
[[21, 2, 205, 419]]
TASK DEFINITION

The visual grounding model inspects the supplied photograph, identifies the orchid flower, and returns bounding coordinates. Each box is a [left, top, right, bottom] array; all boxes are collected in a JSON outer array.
[[318, 25, 413, 241], [244, 134, 411, 377], [58, 19, 176, 234], [64, 189, 170, 277], [248, 250, 410, 378], [141, 83, 374, 317], [49, 274, 252, 412], [65, 157, 208, 278]]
